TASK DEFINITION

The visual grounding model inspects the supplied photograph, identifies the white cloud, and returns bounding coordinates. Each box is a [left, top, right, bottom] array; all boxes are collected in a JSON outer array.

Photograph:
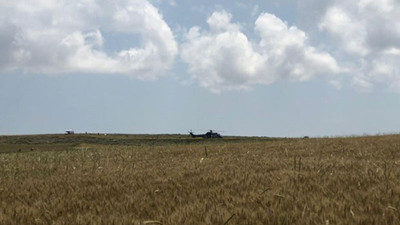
[[316, 0, 400, 91], [0, 0, 177, 79], [181, 11, 340, 92], [319, 7, 368, 56]]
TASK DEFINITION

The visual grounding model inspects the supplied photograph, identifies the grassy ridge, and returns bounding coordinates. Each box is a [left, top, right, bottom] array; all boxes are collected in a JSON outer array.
[[0, 134, 279, 153], [1, 134, 400, 224]]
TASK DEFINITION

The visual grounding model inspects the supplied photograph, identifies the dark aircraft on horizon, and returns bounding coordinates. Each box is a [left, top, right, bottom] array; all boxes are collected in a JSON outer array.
[[189, 130, 222, 139]]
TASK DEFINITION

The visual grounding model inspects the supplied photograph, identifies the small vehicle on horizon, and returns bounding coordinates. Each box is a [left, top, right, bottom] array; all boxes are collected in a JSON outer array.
[[65, 130, 75, 135], [189, 130, 222, 139]]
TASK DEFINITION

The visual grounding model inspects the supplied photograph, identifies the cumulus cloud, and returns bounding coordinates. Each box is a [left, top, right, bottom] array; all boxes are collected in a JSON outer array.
[[315, 0, 400, 91], [181, 11, 340, 92], [0, 0, 177, 79]]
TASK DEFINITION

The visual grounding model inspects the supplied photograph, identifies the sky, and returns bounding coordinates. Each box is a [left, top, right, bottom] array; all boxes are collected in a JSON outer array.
[[1, 0, 400, 137]]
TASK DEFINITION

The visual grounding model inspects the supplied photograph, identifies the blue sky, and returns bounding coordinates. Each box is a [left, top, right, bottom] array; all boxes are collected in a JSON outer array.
[[1, 0, 400, 137]]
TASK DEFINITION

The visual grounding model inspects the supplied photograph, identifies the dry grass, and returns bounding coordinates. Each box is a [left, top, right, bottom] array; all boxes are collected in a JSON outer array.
[[1, 134, 400, 224]]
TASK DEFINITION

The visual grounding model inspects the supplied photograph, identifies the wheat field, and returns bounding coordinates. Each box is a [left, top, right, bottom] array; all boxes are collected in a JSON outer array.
[[1, 134, 400, 224]]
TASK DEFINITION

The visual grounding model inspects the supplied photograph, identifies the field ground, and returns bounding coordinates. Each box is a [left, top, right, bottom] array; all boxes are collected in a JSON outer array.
[[1, 134, 400, 224]]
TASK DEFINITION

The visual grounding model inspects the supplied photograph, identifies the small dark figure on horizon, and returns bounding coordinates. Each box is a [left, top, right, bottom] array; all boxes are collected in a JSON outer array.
[[189, 130, 222, 139]]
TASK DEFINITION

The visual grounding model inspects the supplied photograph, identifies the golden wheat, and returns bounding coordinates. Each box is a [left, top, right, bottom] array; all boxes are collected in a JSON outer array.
[[0, 135, 400, 224]]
